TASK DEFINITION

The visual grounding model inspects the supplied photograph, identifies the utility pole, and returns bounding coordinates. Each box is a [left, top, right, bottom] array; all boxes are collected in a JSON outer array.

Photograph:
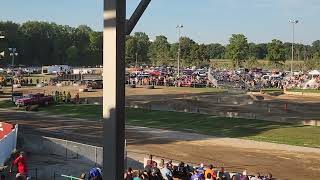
[[289, 19, 299, 74], [176, 25, 183, 77], [0, 33, 5, 59], [9, 48, 18, 67], [8, 48, 18, 101]]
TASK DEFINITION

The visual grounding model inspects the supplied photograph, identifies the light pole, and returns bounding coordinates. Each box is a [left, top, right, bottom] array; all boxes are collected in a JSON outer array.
[[176, 24, 183, 77], [0, 33, 4, 59], [8, 48, 18, 100], [9, 48, 18, 67], [289, 19, 299, 74], [0, 31, 4, 39]]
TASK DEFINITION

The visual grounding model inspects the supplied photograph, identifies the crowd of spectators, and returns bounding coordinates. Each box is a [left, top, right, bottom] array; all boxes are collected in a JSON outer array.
[[127, 67, 320, 91], [123, 156, 275, 180], [129, 74, 209, 88]]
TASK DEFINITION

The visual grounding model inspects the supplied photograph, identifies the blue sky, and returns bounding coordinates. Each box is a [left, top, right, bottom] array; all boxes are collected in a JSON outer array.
[[1, 0, 320, 45]]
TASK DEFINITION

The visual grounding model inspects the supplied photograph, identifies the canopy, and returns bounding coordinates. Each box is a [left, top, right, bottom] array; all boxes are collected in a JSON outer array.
[[309, 70, 320, 75]]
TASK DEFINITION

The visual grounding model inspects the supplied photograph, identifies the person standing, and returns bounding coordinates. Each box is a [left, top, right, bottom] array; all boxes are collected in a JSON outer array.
[[11, 152, 29, 179], [88, 167, 103, 180]]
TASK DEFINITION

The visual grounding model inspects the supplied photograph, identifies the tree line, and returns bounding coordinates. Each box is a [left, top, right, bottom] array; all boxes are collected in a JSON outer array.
[[0, 21, 102, 66], [1, 21, 320, 69], [127, 33, 320, 69]]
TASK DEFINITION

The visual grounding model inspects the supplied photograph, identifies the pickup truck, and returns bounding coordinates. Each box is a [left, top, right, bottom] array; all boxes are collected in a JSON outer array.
[[15, 93, 54, 106]]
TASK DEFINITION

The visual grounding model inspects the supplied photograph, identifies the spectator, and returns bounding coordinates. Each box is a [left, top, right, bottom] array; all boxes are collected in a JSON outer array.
[[197, 163, 205, 175], [125, 167, 134, 180], [250, 172, 262, 180], [240, 170, 249, 180], [88, 167, 102, 180], [205, 164, 216, 180], [15, 173, 26, 180], [167, 160, 173, 170], [133, 170, 143, 180], [160, 163, 173, 180], [206, 173, 212, 180], [191, 169, 202, 180], [145, 155, 156, 169], [11, 152, 29, 179], [79, 173, 86, 180], [174, 162, 189, 179], [262, 173, 273, 180], [217, 167, 230, 180], [151, 167, 163, 180]]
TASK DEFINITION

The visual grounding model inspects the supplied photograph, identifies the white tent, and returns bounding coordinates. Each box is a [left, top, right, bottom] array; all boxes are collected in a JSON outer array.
[[309, 70, 320, 75]]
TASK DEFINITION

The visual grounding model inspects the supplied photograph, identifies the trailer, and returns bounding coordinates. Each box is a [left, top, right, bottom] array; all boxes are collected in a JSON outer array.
[[53, 74, 102, 82], [42, 65, 72, 74]]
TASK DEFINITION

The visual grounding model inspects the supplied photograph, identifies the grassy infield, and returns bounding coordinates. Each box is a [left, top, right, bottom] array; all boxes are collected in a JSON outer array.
[[39, 104, 320, 148], [0, 87, 319, 148]]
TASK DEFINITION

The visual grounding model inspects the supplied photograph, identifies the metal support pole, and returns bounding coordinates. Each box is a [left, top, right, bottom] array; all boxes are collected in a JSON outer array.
[[177, 25, 183, 77], [126, 0, 151, 35], [12, 55, 15, 67], [289, 19, 298, 74], [11, 55, 14, 101], [103, 0, 126, 179], [291, 23, 294, 74]]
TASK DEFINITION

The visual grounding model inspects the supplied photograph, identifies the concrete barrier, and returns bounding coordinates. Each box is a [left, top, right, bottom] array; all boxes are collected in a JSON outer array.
[[285, 91, 320, 97], [19, 134, 144, 179], [20, 134, 103, 166]]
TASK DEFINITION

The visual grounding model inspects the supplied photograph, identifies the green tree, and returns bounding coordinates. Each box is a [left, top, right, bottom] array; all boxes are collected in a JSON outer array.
[[125, 35, 138, 65], [248, 43, 268, 60], [190, 44, 210, 67], [206, 43, 225, 59], [179, 37, 196, 66], [267, 39, 286, 64], [225, 34, 249, 67], [312, 40, 320, 58], [134, 32, 150, 65], [149, 35, 170, 66], [66, 46, 79, 65], [169, 43, 179, 60], [88, 31, 103, 65]]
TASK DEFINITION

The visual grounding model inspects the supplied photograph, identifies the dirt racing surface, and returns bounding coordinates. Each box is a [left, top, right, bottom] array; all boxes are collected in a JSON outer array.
[[2, 85, 320, 124], [1, 85, 320, 179], [0, 108, 319, 180]]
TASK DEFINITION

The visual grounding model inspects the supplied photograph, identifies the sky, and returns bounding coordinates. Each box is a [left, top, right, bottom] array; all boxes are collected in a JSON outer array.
[[1, 0, 320, 45]]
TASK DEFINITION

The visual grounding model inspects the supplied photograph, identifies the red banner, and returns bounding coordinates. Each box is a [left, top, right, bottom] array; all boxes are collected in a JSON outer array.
[[0, 122, 14, 140]]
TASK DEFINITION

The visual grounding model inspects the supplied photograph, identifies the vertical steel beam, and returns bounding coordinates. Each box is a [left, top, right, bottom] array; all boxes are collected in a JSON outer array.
[[103, 0, 126, 179]]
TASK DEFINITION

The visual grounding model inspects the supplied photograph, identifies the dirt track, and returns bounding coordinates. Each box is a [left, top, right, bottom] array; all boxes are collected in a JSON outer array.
[[0, 108, 320, 180], [3, 85, 320, 124], [1, 86, 320, 179]]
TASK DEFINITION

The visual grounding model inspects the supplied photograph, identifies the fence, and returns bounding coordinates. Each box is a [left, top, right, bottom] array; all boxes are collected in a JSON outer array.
[[21, 135, 103, 166], [0, 124, 18, 166]]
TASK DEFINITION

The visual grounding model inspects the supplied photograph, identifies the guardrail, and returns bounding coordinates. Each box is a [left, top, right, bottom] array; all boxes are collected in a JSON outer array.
[[60, 174, 83, 180]]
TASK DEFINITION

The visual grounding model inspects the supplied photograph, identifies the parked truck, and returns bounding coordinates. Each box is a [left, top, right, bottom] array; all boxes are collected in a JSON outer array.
[[15, 93, 54, 106]]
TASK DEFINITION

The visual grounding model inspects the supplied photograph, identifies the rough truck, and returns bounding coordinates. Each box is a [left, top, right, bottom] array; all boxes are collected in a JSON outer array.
[[15, 93, 54, 107]]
